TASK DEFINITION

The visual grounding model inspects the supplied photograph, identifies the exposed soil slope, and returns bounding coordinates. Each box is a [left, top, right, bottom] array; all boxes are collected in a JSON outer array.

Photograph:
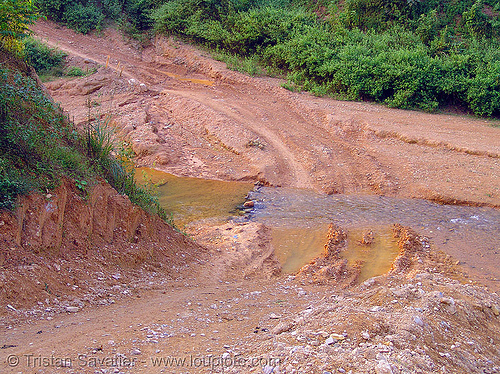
[[2, 212, 500, 374], [0, 179, 206, 318]]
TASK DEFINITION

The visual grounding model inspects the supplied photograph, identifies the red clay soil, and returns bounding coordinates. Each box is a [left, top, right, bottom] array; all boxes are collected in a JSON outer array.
[[1, 21, 500, 374], [0, 179, 205, 318]]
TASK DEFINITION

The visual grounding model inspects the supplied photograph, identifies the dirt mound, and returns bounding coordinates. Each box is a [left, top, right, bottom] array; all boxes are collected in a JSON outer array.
[[188, 221, 282, 281], [296, 224, 358, 286], [253, 270, 500, 374], [0, 179, 205, 321]]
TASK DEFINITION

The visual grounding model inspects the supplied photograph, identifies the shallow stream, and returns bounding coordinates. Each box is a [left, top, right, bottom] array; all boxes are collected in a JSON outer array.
[[135, 168, 252, 227], [248, 187, 500, 286], [137, 169, 500, 288]]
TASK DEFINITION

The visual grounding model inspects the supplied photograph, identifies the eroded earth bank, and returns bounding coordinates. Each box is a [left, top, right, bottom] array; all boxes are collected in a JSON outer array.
[[1, 20, 500, 374]]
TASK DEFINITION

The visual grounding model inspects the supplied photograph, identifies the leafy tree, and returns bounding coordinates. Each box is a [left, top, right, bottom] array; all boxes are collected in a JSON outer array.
[[463, 0, 492, 39], [34, 0, 68, 22], [123, 0, 155, 30], [0, 0, 40, 53], [64, 3, 104, 34]]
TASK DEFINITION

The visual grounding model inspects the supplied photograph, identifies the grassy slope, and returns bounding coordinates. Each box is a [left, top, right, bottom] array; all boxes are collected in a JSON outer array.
[[0, 47, 169, 223]]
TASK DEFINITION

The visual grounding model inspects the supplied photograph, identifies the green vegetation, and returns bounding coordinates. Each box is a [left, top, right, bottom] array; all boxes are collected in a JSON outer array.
[[31, 0, 500, 115], [0, 61, 89, 209], [63, 2, 105, 34], [23, 37, 66, 76], [0, 0, 39, 53], [211, 49, 269, 76], [35, 0, 154, 35], [0, 50, 170, 224], [84, 114, 171, 222], [29, 0, 500, 115], [65, 65, 98, 77], [23, 38, 98, 80], [65, 65, 85, 76], [149, 0, 500, 116]]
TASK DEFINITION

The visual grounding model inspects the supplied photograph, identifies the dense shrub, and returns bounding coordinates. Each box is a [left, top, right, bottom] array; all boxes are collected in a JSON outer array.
[[33, 0, 500, 116], [63, 3, 105, 34], [0, 176, 29, 210], [23, 37, 67, 74], [0, 61, 169, 220], [35, 0, 156, 34], [0, 0, 39, 53], [123, 0, 155, 30], [35, 0, 68, 22], [152, 0, 500, 116]]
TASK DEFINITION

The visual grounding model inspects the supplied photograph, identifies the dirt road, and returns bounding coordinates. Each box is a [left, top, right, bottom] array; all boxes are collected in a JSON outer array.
[[33, 20, 500, 207], [1, 21, 500, 373], [29, 19, 500, 289]]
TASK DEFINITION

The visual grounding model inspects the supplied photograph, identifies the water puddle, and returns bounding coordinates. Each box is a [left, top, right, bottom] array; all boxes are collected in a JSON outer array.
[[342, 227, 400, 283], [135, 168, 252, 227], [135, 170, 500, 287], [249, 187, 500, 286], [271, 225, 330, 274], [271, 225, 400, 281], [164, 72, 214, 86]]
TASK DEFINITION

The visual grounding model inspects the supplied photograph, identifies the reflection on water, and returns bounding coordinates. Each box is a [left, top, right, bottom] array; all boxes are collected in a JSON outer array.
[[270, 225, 400, 280], [134, 170, 500, 286], [135, 168, 252, 227], [271, 225, 330, 273]]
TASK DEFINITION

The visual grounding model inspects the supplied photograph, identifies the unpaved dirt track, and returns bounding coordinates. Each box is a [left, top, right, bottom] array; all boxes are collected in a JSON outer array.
[[31, 20, 500, 288], [1, 20, 500, 374], [33, 20, 500, 207]]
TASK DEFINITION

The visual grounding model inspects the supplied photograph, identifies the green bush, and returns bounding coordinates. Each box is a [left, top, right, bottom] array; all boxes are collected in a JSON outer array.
[[35, 0, 156, 35], [123, 0, 154, 30], [0, 175, 30, 210], [151, 0, 500, 116], [0, 63, 171, 221], [0, 0, 40, 54], [64, 3, 105, 34], [23, 37, 67, 74], [101, 0, 123, 20], [65, 66, 85, 76], [35, 0, 70, 22], [0, 65, 90, 207]]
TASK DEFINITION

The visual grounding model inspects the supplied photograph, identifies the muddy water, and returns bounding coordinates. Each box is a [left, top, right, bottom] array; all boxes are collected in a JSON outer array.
[[135, 168, 252, 227], [271, 225, 330, 273], [271, 225, 400, 282], [249, 187, 500, 288], [163, 72, 214, 86], [135, 169, 500, 289], [342, 227, 401, 283]]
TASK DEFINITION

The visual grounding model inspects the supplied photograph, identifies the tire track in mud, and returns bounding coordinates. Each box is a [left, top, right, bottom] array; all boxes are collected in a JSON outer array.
[[34, 27, 404, 195], [160, 88, 312, 189], [34, 24, 316, 189]]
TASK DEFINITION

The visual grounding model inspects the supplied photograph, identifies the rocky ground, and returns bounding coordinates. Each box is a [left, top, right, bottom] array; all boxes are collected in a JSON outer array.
[[2, 211, 499, 373]]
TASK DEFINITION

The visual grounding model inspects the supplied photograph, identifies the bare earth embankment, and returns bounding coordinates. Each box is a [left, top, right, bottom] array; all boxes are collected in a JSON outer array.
[[33, 20, 500, 285]]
